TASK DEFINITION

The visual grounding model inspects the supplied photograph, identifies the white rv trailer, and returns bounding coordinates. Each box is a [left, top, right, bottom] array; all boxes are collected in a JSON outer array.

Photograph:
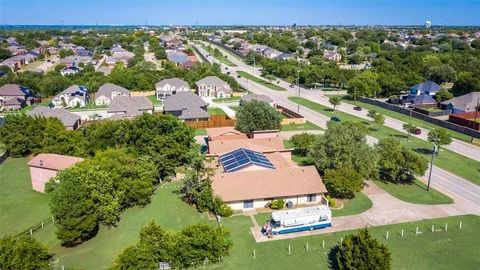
[[270, 205, 332, 235]]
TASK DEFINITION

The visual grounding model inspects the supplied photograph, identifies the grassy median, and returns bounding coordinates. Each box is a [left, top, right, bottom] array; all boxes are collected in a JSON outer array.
[[237, 71, 286, 91]]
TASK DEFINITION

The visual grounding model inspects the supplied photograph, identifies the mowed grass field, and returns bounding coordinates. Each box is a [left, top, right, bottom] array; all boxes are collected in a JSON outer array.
[[332, 192, 373, 217], [210, 215, 480, 270], [34, 181, 209, 269], [201, 45, 237, 66], [280, 121, 322, 132], [288, 97, 480, 185], [208, 107, 227, 115], [1, 158, 479, 269], [375, 179, 453, 205], [237, 71, 286, 91], [0, 158, 52, 236]]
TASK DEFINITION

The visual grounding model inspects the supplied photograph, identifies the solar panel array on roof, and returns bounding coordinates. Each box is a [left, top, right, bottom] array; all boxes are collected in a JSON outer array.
[[219, 148, 275, 172]]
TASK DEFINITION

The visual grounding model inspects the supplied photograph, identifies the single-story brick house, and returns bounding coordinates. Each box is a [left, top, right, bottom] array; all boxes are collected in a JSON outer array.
[[28, 153, 84, 192]]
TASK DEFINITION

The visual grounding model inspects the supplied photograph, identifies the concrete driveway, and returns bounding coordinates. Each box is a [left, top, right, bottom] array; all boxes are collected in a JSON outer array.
[[251, 180, 477, 243]]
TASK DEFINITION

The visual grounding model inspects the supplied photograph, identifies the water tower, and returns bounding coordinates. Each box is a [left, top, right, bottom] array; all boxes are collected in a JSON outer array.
[[425, 20, 432, 28]]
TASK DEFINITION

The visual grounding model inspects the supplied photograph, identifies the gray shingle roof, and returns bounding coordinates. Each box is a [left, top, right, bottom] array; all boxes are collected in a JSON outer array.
[[96, 83, 130, 99], [163, 91, 209, 120], [195, 76, 227, 87], [27, 106, 80, 127], [107, 96, 153, 117], [0, 84, 30, 96], [155, 78, 190, 89], [441, 92, 480, 111]]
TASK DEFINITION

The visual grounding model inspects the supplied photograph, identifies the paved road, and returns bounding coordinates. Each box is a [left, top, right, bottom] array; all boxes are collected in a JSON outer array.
[[200, 41, 480, 163], [194, 43, 480, 216]]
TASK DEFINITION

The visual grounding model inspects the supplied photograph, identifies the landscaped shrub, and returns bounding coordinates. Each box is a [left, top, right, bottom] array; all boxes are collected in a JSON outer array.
[[326, 195, 336, 207], [217, 204, 233, 217], [269, 199, 285, 210]]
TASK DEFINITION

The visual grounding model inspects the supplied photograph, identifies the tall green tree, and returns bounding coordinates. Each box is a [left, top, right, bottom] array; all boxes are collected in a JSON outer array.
[[376, 138, 428, 183], [333, 229, 391, 270], [427, 128, 452, 155], [329, 95, 342, 111], [235, 100, 282, 133], [347, 71, 381, 98], [290, 133, 317, 156], [0, 235, 52, 270], [310, 121, 378, 178], [111, 221, 232, 269], [435, 88, 453, 102], [323, 166, 364, 199], [452, 72, 480, 95]]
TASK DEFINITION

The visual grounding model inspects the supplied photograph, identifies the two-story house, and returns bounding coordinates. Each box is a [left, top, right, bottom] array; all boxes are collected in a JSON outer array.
[[52, 85, 89, 108], [0, 84, 34, 110], [95, 83, 130, 106], [195, 76, 232, 99], [155, 78, 190, 100]]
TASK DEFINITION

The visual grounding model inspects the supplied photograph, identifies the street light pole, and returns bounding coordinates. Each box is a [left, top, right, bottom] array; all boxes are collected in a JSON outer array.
[[427, 143, 438, 191], [296, 70, 300, 97]]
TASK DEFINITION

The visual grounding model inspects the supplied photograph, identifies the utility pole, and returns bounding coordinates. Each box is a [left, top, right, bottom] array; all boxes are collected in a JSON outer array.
[[427, 143, 437, 191], [471, 97, 479, 143], [296, 70, 300, 97]]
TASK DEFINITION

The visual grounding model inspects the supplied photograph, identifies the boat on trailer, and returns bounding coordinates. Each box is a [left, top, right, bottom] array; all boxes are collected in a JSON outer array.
[[270, 205, 332, 235]]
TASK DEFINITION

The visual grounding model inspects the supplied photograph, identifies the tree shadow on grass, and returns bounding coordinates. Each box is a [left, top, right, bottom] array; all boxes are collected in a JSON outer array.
[[413, 148, 434, 155], [328, 245, 340, 270], [393, 134, 409, 140]]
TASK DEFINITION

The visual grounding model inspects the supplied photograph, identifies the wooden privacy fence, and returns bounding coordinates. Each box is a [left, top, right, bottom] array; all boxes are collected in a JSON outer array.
[[275, 104, 306, 125], [186, 115, 235, 129]]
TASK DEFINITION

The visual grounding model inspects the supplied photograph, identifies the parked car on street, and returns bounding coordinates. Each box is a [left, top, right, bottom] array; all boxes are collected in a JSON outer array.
[[289, 84, 295, 88], [353, 106, 362, 111], [330, 116, 341, 122], [414, 128, 421, 135]]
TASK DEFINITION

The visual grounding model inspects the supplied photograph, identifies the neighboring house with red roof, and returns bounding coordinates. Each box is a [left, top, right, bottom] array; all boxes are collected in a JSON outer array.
[[28, 154, 84, 192]]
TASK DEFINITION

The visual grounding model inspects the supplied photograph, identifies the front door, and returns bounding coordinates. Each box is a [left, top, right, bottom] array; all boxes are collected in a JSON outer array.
[[243, 200, 254, 209]]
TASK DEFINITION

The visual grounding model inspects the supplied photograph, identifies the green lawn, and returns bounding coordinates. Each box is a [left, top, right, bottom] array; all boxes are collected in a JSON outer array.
[[0, 158, 52, 236], [375, 180, 453, 205], [212, 215, 480, 270], [147, 95, 163, 106], [288, 97, 480, 185], [280, 121, 322, 131], [208, 42, 245, 61], [34, 181, 209, 270], [195, 128, 207, 136], [212, 96, 241, 103], [208, 107, 227, 115], [338, 96, 473, 143], [332, 192, 373, 217], [3, 157, 479, 269], [237, 71, 286, 91], [201, 45, 237, 66], [229, 106, 240, 112]]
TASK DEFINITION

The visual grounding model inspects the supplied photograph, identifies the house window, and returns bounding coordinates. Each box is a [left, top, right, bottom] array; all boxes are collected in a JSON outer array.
[[243, 200, 254, 209], [307, 194, 316, 202]]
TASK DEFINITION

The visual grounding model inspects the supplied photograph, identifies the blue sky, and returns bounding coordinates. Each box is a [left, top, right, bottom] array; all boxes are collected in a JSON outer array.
[[1, 0, 479, 26]]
